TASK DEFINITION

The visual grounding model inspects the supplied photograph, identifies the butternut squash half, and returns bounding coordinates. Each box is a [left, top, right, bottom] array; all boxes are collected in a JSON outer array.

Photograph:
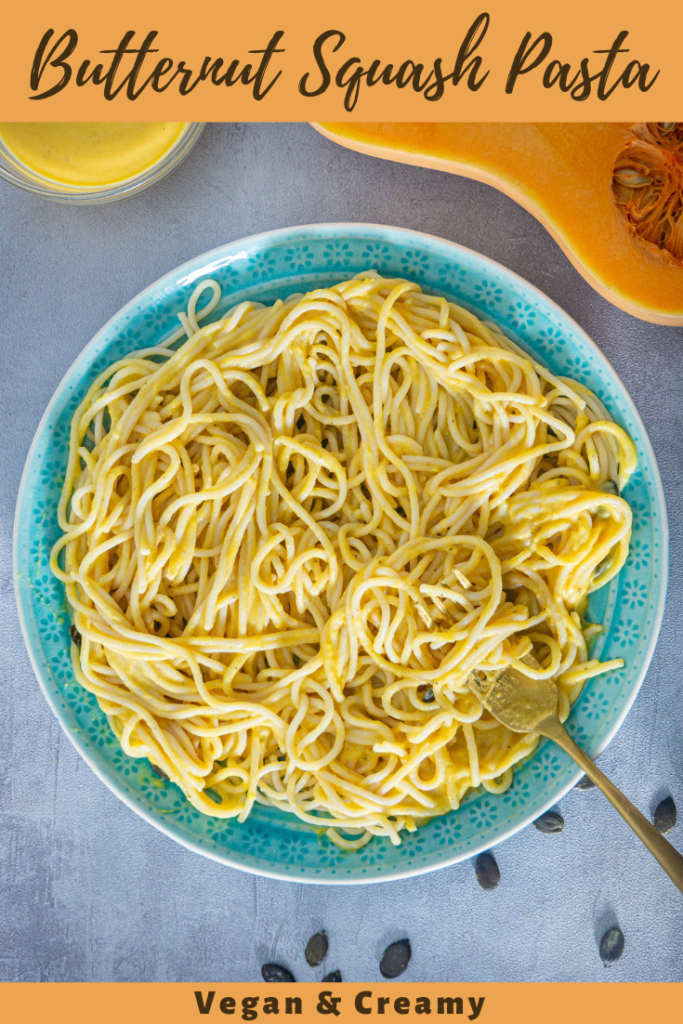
[[315, 123, 683, 326]]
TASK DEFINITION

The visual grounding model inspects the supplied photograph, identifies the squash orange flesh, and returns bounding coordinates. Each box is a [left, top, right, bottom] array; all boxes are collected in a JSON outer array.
[[316, 123, 683, 326]]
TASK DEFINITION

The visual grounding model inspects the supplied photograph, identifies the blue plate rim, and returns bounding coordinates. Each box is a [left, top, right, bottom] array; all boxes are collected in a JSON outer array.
[[13, 222, 669, 883]]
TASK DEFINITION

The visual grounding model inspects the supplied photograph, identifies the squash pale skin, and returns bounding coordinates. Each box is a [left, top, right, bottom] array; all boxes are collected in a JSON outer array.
[[315, 123, 683, 326]]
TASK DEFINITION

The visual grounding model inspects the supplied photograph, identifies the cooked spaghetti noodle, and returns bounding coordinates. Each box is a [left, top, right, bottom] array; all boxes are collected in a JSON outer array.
[[50, 273, 637, 846]]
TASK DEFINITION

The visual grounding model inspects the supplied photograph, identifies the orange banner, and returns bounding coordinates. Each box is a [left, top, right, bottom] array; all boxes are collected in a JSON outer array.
[[0, 982, 681, 1023], [1, 0, 681, 120]]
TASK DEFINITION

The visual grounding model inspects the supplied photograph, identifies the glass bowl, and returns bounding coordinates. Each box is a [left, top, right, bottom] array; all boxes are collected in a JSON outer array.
[[0, 122, 205, 204]]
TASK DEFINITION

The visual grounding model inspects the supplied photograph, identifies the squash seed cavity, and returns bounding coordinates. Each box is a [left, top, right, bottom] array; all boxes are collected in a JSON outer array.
[[613, 123, 683, 266]]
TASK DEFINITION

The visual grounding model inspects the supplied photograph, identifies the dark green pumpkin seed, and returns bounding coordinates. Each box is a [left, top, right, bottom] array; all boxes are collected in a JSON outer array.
[[534, 810, 564, 834], [305, 931, 329, 967], [322, 970, 342, 982], [475, 851, 500, 890], [599, 927, 625, 966], [599, 479, 620, 497], [262, 963, 296, 982], [654, 796, 676, 834], [380, 939, 411, 978], [593, 554, 613, 580], [69, 624, 82, 648], [575, 774, 596, 790], [150, 762, 169, 780], [422, 687, 435, 703]]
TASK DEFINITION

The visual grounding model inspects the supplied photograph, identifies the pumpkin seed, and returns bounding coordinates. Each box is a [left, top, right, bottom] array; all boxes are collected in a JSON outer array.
[[69, 624, 82, 648], [150, 762, 169, 780], [261, 963, 296, 982], [614, 168, 654, 188], [534, 810, 564, 834], [575, 774, 596, 789], [593, 554, 613, 580], [422, 686, 435, 703], [653, 795, 676, 834], [305, 931, 329, 967], [475, 851, 500, 890], [379, 939, 411, 978], [599, 927, 625, 966], [599, 479, 620, 497], [322, 970, 342, 982]]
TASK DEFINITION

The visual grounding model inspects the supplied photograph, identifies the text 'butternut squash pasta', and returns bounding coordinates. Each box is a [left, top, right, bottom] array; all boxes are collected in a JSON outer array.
[[51, 273, 636, 848]]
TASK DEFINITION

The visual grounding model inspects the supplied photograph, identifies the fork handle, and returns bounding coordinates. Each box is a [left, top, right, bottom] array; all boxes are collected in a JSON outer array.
[[540, 716, 683, 894]]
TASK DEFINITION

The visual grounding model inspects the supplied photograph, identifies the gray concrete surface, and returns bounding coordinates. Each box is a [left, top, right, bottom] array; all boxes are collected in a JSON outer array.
[[1, 123, 682, 983]]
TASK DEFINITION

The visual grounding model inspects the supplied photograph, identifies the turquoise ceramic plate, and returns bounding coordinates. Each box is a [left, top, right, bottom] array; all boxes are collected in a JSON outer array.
[[15, 224, 668, 883]]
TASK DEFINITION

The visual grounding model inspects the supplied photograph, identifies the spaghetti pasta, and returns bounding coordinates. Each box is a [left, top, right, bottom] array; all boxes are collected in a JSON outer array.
[[50, 273, 637, 845]]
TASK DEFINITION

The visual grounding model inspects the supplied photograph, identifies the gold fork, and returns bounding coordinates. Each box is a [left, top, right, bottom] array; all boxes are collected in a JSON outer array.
[[467, 657, 683, 893]]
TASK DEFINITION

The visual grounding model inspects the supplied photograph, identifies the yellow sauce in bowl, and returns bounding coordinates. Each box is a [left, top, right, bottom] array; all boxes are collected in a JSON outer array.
[[0, 123, 186, 187]]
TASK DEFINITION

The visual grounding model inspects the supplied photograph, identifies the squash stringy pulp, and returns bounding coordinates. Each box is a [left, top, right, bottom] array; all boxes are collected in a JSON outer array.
[[613, 122, 683, 266]]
